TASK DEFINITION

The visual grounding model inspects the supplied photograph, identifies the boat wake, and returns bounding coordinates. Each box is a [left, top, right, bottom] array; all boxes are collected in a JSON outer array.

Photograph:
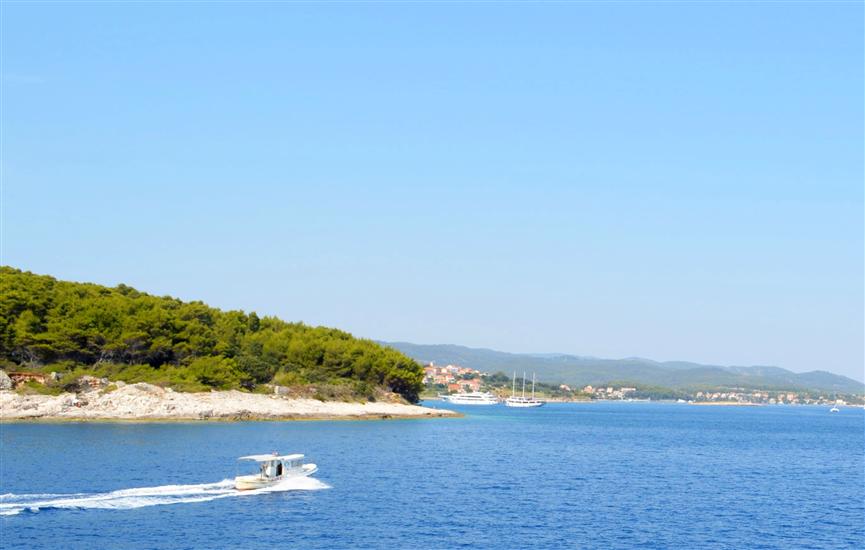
[[0, 477, 330, 516]]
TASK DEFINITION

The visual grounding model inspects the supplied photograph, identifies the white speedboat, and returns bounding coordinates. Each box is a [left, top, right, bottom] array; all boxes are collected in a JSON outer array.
[[830, 405, 840, 413], [440, 392, 499, 405], [505, 372, 544, 408], [234, 453, 318, 490]]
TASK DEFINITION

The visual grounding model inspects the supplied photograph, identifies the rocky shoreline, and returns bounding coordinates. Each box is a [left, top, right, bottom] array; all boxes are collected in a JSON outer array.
[[0, 381, 459, 421]]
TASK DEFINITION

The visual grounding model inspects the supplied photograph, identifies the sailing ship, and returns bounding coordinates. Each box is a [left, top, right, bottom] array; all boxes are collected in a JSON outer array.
[[504, 371, 544, 408]]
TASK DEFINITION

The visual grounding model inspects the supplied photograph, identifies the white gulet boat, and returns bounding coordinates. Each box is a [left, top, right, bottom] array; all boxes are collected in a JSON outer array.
[[439, 392, 499, 405], [234, 452, 318, 490], [505, 372, 544, 408]]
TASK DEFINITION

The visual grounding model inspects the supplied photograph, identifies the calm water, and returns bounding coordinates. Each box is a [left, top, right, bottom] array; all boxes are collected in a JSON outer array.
[[2, 402, 863, 549]]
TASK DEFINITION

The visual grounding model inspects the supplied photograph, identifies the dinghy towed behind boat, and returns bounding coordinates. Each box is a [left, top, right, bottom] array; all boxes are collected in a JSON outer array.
[[234, 452, 318, 490]]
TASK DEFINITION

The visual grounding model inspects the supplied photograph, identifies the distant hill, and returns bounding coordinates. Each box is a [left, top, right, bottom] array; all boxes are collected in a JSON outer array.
[[383, 342, 864, 394]]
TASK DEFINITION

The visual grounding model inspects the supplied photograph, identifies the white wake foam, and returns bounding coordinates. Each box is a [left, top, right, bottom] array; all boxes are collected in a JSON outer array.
[[0, 476, 330, 516]]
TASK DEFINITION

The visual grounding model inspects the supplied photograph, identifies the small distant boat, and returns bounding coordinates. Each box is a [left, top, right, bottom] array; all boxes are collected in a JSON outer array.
[[234, 452, 318, 490], [505, 372, 544, 408], [830, 405, 840, 413], [439, 392, 499, 405]]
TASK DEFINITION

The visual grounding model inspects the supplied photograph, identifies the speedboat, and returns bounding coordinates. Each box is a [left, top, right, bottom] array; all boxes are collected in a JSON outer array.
[[439, 392, 499, 405], [830, 405, 840, 413], [504, 372, 544, 408], [234, 453, 318, 490]]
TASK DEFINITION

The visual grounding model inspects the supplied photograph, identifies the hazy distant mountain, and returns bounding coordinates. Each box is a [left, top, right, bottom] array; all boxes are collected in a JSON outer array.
[[382, 342, 865, 394]]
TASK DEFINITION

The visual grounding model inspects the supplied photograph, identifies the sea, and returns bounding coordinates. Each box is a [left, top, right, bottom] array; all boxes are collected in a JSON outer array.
[[1, 402, 863, 549]]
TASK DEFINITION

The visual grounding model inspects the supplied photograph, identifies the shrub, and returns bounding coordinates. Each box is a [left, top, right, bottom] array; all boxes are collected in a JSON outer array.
[[185, 356, 242, 390], [272, 370, 307, 387], [15, 379, 63, 396]]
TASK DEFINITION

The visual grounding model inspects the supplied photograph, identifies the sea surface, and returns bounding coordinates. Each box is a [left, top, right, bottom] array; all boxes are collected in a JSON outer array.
[[2, 402, 863, 549]]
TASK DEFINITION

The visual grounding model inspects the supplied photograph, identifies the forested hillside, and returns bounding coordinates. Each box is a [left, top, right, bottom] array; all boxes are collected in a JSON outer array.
[[386, 342, 865, 394], [0, 268, 423, 401]]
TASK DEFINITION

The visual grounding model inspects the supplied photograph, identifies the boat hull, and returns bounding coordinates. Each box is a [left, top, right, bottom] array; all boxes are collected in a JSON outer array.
[[505, 401, 544, 408], [442, 398, 499, 405], [235, 464, 318, 490]]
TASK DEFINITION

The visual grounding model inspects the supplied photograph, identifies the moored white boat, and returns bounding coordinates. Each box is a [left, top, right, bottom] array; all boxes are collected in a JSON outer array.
[[505, 372, 544, 408], [505, 396, 545, 408], [439, 392, 499, 405], [234, 453, 318, 490]]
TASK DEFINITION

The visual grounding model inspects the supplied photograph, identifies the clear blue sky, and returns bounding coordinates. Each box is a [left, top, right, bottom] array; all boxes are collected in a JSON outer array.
[[2, 1, 862, 381]]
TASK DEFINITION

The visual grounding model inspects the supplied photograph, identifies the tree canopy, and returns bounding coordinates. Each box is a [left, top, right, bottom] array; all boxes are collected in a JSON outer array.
[[0, 267, 424, 401]]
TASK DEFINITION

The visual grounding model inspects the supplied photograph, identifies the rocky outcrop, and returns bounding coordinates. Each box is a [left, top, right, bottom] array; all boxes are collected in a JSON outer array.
[[0, 382, 458, 421], [76, 375, 110, 391], [0, 370, 12, 391]]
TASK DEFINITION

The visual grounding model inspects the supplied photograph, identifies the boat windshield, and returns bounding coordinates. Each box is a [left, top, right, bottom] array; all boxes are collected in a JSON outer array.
[[237, 459, 278, 478]]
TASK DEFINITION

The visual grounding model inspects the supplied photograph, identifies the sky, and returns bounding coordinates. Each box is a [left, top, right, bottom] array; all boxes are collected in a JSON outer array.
[[1, 1, 862, 381]]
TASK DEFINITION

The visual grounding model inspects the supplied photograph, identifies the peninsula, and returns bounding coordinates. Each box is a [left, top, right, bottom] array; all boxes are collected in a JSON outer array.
[[0, 267, 455, 420]]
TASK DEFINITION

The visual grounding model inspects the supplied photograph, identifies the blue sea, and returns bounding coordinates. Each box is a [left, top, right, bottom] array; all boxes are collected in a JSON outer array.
[[2, 402, 863, 549]]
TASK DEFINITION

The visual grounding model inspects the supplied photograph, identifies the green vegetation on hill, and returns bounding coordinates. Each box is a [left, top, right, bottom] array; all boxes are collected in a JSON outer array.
[[0, 267, 424, 401]]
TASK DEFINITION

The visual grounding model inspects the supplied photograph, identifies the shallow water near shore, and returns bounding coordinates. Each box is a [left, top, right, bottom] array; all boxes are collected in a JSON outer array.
[[2, 402, 863, 549]]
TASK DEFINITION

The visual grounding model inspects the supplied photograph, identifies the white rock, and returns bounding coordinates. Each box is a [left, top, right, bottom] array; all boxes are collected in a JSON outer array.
[[0, 370, 12, 391], [0, 382, 457, 420]]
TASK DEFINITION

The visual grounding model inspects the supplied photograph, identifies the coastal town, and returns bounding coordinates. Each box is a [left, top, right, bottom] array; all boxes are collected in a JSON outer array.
[[422, 363, 485, 393], [422, 363, 862, 406]]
